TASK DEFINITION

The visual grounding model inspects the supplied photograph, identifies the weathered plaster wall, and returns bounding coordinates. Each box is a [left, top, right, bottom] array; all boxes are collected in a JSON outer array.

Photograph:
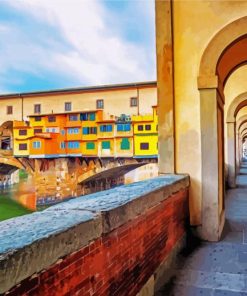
[[156, 0, 247, 226], [0, 175, 189, 295]]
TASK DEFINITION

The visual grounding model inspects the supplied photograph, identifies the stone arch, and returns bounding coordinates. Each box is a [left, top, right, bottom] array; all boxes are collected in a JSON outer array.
[[239, 122, 247, 135], [237, 115, 247, 131], [0, 121, 13, 150], [226, 94, 247, 183], [78, 163, 144, 185], [241, 128, 247, 137], [199, 16, 247, 83], [198, 16, 247, 241], [227, 92, 247, 123]]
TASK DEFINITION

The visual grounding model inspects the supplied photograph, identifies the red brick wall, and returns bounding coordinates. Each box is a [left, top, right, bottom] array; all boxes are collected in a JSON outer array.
[[5, 189, 188, 296]]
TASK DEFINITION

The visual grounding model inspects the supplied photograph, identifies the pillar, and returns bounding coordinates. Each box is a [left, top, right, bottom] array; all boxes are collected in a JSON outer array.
[[227, 121, 236, 188], [155, 0, 175, 174], [199, 87, 225, 241], [236, 132, 240, 173]]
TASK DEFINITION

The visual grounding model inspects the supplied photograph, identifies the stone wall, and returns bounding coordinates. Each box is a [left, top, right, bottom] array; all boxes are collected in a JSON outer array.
[[0, 175, 189, 295]]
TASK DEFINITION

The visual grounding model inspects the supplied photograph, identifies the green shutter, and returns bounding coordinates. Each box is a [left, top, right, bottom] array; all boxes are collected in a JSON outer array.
[[102, 141, 110, 149], [86, 142, 95, 150], [121, 138, 130, 150], [89, 113, 96, 121]]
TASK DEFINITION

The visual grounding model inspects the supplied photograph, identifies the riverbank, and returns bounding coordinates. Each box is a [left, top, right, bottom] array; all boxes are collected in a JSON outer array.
[[0, 196, 33, 221]]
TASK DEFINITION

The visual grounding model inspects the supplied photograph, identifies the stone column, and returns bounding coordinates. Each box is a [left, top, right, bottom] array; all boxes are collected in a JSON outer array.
[[236, 132, 240, 173], [199, 87, 225, 241], [155, 0, 175, 174], [227, 121, 236, 188]]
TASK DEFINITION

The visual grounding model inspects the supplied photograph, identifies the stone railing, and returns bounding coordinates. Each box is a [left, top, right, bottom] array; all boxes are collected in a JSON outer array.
[[0, 174, 189, 296]]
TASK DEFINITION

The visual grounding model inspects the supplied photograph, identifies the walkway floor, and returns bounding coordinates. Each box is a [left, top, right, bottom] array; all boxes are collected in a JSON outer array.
[[158, 163, 247, 296]]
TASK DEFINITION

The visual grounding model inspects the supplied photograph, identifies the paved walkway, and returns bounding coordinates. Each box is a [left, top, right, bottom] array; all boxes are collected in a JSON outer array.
[[158, 163, 247, 296]]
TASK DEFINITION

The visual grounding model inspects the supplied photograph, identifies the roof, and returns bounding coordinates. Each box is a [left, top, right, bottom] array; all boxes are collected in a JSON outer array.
[[0, 81, 157, 99]]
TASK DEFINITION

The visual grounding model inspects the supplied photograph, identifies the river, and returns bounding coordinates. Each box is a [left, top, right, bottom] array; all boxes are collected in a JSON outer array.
[[0, 164, 158, 221]]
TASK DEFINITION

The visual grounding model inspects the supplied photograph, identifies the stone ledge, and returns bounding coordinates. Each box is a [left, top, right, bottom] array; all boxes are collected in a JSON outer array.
[[0, 174, 189, 293]]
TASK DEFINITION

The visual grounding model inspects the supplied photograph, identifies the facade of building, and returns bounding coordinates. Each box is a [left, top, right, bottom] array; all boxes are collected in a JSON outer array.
[[8, 82, 157, 159], [13, 108, 158, 159], [0, 81, 157, 126]]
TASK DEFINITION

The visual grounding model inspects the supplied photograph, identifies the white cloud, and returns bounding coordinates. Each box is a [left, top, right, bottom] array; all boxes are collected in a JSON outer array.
[[1, 0, 156, 91]]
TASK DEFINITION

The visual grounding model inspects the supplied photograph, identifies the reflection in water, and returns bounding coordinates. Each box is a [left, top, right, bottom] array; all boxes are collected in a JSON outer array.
[[0, 164, 158, 221], [0, 171, 36, 214]]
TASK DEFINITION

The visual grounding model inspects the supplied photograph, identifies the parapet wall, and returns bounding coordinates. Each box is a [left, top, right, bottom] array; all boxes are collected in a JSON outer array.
[[0, 175, 189, 296]]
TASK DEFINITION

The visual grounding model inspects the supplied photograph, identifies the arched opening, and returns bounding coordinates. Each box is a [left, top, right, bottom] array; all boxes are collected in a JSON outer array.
[[0, 121, 13, 152], [226, 93, 247, 187], [198, 17, 247, 240]]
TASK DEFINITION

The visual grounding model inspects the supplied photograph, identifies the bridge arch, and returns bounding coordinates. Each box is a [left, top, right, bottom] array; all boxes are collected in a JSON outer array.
[[198, 16, 247, 240], [0, 157, 34, 176], [0, 121, 13, 150]]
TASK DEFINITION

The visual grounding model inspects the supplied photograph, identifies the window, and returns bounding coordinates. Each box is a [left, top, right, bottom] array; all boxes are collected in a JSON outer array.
[[19, 143, 27, 150], [34, 129, 42, 134], [117, 124, 131, 132], [61, 129, 65, 135], [60, 142, 66, 149], [33, 141, 41, 149], [69, 114, 78, 121], [35, 116, 41, 122], [6, 106, 13, 115], [89, 113, 96, 121], [100, 125, 112, 132], [19, 130, 27, 136], [80, 113, 88, 121], [82, 127, 97, 135], [65, 102, 72, 111], [86, 142, 95, 150], [130, 97, 138, 107], [68, 128, 79, 134], [68, 141, 79, 149], [102, 141, 110, 149], [140, 143, 149, 150], [138, 125, 143, 131], [145, 125, 151, 131], [34, 104, 41, 114], [121, 138, 130, 150], [96, 99, 104, 109], [48, 116, 56, 122]]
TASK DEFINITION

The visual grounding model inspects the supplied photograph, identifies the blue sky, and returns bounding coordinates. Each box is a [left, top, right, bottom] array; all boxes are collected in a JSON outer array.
[[0, 0, 156, 94]]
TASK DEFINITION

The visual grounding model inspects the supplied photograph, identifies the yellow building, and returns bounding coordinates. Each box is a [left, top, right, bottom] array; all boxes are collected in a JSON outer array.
[[98, 117, 115, 157], [115, 114, 133, 157], [82, 110, 102, 157], [13, 121, 31, 156], [132, 106, 158, 158]]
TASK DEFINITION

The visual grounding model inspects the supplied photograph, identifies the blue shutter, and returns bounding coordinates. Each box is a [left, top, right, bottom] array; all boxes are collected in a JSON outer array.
[[89, 113, 96, 121], [125, 124, 131, 131]]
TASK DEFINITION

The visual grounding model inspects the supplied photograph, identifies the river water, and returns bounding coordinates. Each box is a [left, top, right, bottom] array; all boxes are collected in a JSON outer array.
[[0, 164, 158, 220]]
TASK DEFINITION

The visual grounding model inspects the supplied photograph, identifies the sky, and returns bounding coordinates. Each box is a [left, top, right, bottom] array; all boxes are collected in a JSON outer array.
[[0, 0, 156, 94]]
